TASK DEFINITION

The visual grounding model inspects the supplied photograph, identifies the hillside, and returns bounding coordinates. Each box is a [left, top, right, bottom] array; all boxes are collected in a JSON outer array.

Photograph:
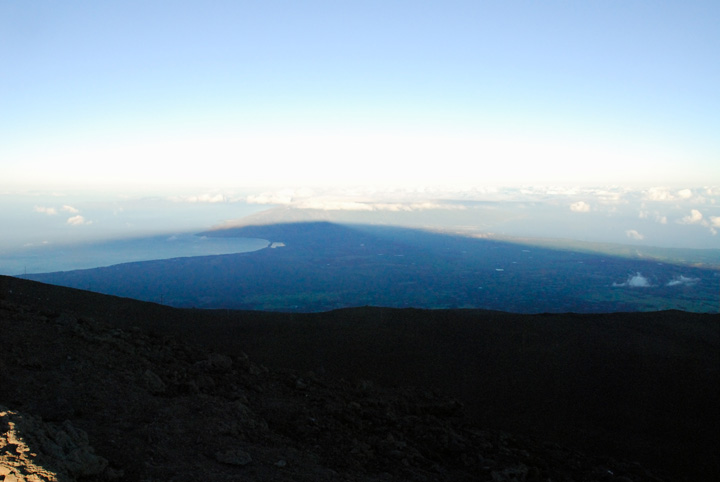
[[2, 276, 718, 481]]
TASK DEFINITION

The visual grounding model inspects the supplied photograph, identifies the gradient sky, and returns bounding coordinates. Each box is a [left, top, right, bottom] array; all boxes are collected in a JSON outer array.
[[2, 0, 718, 193]]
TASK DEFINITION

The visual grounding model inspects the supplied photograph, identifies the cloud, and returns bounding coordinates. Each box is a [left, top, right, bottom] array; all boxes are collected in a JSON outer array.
[[613, 272, 652, 288], [569, 201, 590, 212], [66, 215, 91, 226], [639, 210, 668, 224], [642, 187, 698, 202], [666, 275, 699, 287], [676, 188, 693, 199], [643, 187, 675, 201], [170, 193, 227, 203], [247, 191, 295, 205], [62, 205, 80, 214], [680, 209, 704, 224], [625, 229, 644, 240], [34, 206, 57, 215], [245, 187, 468, 213], [294, 200, 464, 212], [676, 209, 718, 234]]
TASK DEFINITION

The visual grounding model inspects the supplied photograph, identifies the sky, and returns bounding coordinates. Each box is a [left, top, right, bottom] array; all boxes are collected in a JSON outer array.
[[1, 1, 719, 259]]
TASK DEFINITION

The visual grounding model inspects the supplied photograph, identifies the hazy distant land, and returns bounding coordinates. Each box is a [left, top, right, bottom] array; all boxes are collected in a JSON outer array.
[[20, 215, 720, 313]]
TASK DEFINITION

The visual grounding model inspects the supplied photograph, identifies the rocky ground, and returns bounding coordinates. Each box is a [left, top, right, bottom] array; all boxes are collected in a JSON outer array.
[[0, 294, 670, 482]]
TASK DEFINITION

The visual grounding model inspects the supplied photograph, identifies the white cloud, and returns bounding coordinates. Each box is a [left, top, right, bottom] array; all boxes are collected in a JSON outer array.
[[666, 275, 699, 287], [710, 216, 720, 228], [613, 272, 652, 288], [246, 190, 297, 205], [34, 206, 57, 215], [170, 193, 227, 203], [638, 210, 667, 224], [680, 209, 703, 224], [641, 186, 720, 205], [293, 200, 465, 212], [625, 229, 644, 240], [62, 205, 80, 214], [676, 188, 693, 199], [67, 215, 91, 226], [569, 201, 590, 212], [643, 187, 675, 201]]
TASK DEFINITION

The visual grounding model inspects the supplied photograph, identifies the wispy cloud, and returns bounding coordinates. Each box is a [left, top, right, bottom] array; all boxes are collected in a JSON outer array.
[[33, 206, 57, 215], [666, 275, 699, 287], [639, 210, 667, 224], [569, 201, 590, 212], [62, 205, 80, 214], [625, 229, 644, 240], [67, 215, 92, 226]]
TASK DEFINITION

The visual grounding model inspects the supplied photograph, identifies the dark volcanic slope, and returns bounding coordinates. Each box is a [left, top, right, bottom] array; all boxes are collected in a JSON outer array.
[[2, 275, 719, 481]]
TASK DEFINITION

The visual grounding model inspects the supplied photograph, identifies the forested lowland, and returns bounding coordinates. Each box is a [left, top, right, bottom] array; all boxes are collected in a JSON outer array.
[[22, 222, 720, 313]]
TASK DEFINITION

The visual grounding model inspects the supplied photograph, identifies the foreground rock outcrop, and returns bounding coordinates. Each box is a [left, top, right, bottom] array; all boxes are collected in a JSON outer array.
[[0, 296, 671, 482], [0, 407, 108, 481]]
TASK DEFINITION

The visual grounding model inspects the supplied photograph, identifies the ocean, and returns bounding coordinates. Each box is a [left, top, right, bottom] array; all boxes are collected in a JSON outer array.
[[0, 233, 269, 276]]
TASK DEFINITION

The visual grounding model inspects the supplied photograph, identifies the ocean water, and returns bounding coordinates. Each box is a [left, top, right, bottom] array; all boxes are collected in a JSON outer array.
[[0, 234, 269, 276]]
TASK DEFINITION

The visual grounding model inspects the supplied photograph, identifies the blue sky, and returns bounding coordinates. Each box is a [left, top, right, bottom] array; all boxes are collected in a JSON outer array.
[[1, 0, 718, 191], [0, 1, 719, 260]]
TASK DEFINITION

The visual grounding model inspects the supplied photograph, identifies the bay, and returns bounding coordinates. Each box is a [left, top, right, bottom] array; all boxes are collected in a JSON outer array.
[[0, 233, 268, 276]]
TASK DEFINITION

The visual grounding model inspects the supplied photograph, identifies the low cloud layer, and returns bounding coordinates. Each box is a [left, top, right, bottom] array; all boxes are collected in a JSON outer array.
[[245, 188, 467, 213], [169, 193, 228, 203], [294, 200, 466, 212]]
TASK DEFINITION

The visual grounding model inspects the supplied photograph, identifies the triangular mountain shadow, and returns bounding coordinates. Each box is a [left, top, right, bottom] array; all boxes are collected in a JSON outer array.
[[22, 221, 720, 313]]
